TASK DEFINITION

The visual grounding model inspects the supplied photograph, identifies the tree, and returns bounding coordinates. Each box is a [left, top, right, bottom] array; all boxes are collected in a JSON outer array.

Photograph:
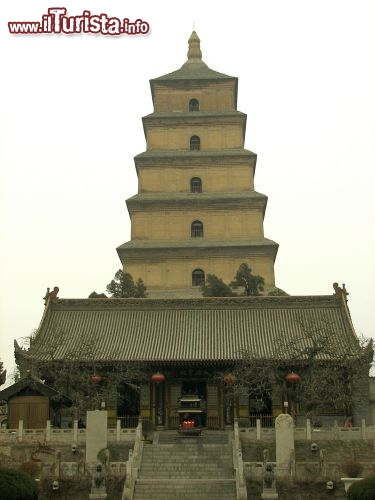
[[19, 325, 145, 421], [348, 477, 375, 499], [0, 359, 6, 387], [230, 263, 265, 296], [201, 274, 233, 297], [0, 468, 38, 499], [106, 269, 147, 298], [268, 287, 289, 296], [232, 317, 373, 422]]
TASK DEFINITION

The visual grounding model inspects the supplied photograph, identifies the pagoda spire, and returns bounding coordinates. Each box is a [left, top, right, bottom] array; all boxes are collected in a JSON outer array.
[[187, 31, 202, 61]]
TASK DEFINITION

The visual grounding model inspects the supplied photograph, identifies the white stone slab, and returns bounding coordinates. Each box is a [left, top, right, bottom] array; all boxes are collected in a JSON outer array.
[[86, 411, 107, 464]]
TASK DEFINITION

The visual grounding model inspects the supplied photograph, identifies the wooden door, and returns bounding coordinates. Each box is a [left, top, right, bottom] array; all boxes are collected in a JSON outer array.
[[9, 396, 49, 429]]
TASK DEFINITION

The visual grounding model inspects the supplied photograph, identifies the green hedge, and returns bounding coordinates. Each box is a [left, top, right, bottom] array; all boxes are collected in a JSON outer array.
[[348, 477, 375, 500], [0, 468, 38, 500]]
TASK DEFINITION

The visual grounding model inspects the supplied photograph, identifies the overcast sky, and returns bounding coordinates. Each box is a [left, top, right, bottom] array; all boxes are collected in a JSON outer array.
[[1, 1, 374, 384]]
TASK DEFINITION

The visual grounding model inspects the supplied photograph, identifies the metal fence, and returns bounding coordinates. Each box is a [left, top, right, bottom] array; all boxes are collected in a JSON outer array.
[[117, 415, 139, 428], [206, 415, 220, 429], [246, 414, 274, 428], [168, 416, 180, 428]]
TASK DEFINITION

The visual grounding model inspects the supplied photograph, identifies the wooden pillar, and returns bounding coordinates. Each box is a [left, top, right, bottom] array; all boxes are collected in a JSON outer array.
[[238, 387, 249, 420], [139, 384, 151, 420]]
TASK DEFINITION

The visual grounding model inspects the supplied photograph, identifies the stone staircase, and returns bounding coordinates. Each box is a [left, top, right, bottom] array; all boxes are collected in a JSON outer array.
[[132, 431, 237, 500]]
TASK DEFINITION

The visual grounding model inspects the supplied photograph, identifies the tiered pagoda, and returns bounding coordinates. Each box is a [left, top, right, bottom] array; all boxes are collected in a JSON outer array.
[[117, 31, 278, 297]]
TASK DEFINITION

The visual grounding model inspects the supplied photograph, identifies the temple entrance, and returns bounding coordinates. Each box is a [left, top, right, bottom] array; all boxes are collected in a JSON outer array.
[[249, 392, 273, 427], [181, 380, 206, 398], [117, 383, 140, 428]]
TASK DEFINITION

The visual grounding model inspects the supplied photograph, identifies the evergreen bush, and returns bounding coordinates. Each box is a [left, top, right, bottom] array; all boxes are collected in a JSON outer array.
[[342, 460, 364, 478], [0, 468, 38, 500], [347, 477, 375, 499]]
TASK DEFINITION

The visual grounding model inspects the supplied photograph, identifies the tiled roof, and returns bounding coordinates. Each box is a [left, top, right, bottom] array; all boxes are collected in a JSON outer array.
[[151, 32, 234, 82], [20, 296, 359, 365], [134, 150, 256, 161], [116, 238, 279, 251], [0, 373, 72, 404], [126, 191, 268, 204], [151, 61, 234, 82]]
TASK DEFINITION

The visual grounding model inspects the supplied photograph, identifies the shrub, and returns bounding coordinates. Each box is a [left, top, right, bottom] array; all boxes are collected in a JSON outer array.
[[342, 460, 364, 478], [0, 468, 38, 500], [39, 475, 91, 499], [347, 477, 375, 500], [106, 475, 126, 498], [18, 461, 40, 479]]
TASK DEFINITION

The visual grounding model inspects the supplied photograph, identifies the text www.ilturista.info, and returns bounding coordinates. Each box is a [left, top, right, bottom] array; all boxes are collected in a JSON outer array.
[[8, 8, 150, 36]]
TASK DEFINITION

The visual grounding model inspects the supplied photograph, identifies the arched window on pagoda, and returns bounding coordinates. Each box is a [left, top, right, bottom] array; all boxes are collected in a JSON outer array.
[[189, 99, 200, 112], [191, 220, 203, 237], [190, 177, 202, 193], [192, 269, 205, 287], [190, 135, 200, 151]]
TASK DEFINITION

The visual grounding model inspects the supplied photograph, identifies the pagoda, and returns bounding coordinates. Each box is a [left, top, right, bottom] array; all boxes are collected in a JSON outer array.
[[117, 32, 278, 297]]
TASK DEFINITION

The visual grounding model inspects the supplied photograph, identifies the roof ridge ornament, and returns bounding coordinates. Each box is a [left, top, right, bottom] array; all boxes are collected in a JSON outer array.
[[187, 31, 202, 61], [43, 286, 59, 305], [333, 282, 349, 303]]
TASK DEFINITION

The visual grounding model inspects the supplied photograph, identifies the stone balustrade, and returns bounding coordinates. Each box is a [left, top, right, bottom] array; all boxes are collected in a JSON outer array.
[[238, 418, 375, 442], [0, 419, 137, 444]]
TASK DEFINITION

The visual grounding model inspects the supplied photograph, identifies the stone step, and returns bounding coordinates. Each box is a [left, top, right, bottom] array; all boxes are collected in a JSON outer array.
[[141, 455, 233, 461], [134, 432, 236, 498], [133, 479, 236, 500], [141, 455, 233, 463], [142, 450, 232, 456], [142, 443, 232, 451], [158, 433, 230, 445], [139, 470, 234, 479], [140, 462, 233, 469], [141, 453, 232, 460]]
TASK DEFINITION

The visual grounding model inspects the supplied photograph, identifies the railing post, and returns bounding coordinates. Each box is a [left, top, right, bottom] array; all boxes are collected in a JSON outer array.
[[306, 419, 312, 441], [361, 419, 366, 440], [334, 420, 339, 440], [121, 418, 143, 500], [233, 418, 247, 500], [46, 420, 51, 442], [73, 419, 78, 444], [256, 418, 261, 440], [18, 420, 23, 441], [116, 419, 121, 442]]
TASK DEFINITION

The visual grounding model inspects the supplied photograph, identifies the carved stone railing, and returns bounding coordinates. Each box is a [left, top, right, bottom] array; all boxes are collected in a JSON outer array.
[[0, 418, 138, 444], [121, 418, 143, 500], [236, 418, 375, 442], [233, 418, 247, 500]]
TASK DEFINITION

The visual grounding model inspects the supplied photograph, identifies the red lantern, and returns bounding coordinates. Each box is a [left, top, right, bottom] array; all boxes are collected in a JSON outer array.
[[285, 372, 300, 383], [90, 374, 103, 385], [151, 372, 165, 383], [223, 373, 237, 384]]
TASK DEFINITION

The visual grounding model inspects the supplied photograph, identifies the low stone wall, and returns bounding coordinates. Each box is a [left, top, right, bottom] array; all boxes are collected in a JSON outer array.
[[239, 419, 375, 442], [0, 419, 137, 445], [245, 459, 375, 483]]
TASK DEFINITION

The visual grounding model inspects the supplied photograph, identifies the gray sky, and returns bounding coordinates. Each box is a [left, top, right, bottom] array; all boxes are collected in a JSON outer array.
[[1, 1, 374, 384]]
